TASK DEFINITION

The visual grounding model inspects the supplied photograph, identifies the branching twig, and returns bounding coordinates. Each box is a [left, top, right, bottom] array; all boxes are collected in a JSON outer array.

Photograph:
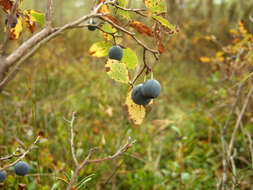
[[109, 3, 147, 17], [65, 137, 135, 190], [98, 16, 159, 57], [219, 81, 244, 190], [0, 0, 111, 92], [230, 149, 237, 190], [0, 136, 40, 172], [228, 85, 253, 157]]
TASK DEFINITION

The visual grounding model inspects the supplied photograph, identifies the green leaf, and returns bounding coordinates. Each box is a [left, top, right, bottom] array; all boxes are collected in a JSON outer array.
[[152, 14, 176, 32], [119, 0, 128, 7], [105, 59, 129, 83], [89, 41, 112, 57], [115, 0, 130, 19], [117, 9, 130, 19], [100, 23, 117, 40], [30, 10, 45, 27], [76, 174, 95, 190], [101, 23, 117, 34], [122, 48, 138, 69], [144, 0, 166, 14]]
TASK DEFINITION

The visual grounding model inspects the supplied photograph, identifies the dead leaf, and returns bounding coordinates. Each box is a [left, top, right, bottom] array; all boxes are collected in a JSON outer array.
[[0, 0, 13, 13], [129, 21, 154, 37]]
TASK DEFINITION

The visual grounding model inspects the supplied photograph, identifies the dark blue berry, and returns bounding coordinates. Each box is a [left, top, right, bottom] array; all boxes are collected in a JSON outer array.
[[0, 170, 7, 182], [108, 45, 123, 61], [14, 161, 30, 176], [131, 84, 151, 106], [141, 79, 161, 98]]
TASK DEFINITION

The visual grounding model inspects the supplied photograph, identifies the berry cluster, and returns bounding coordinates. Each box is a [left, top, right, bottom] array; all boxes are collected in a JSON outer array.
[[131, 79, 161, 106], [0, 161, 30, 183], [88, 21, 162, 106]]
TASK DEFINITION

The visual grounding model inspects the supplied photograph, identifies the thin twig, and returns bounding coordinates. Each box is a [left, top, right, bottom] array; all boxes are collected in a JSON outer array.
[[0, 136, 40, 172], [69, 112, 79, 167], [98, 16, 159, 57], [65, 137, 135, 190], [228, 85, 253, 158], [109, 3, 147, 17], [131, 48, 152, 86], [219, 82, 244, 190], [245, 130, 253, 169], [230, 149, 237, 190], [45, 0, 52, 28]]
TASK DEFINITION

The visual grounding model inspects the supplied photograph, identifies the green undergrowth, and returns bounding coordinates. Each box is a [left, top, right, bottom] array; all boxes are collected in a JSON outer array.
[[1, 35, 250, 189]]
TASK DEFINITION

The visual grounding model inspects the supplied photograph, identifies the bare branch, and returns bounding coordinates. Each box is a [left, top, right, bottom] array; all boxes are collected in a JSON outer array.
[[0, 0, 112, 92], [219, 81, 244, 190], [228, 85, 253, 157], [45, 0, 52, 28], [65, 137, 136, 190], [0, 13, 105, 91], [109, 3, 147, 17], [0, 136, 40, 172], [230, 149, 237, 190], [245, 130, 253, 169], [68, 112, 79, 167]]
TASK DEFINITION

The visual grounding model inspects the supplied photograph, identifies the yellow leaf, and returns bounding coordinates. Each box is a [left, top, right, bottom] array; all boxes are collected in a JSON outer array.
[[200, 56, 211, 63], [125, 89, 146, 125], [9, 16, 22, 40]]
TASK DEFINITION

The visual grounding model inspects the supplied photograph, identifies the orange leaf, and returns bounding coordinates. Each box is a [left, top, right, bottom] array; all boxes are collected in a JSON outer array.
[[98, 0, 110, 14], [0, 0, 13, 13], [24, 19, 36, 33], [23, 10, 36, 33], [200, 56, 211, 63], [129, 21, 153, 37], [157, 40, 165, 54], [106, 15, 120, 25]]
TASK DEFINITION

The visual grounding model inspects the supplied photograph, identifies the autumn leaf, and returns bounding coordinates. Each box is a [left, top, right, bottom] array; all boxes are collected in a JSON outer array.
[[105, 59, 130, 84], [152, 14, 177, 32], [100, 23, 117, 40], [9, 15, 22, 40], [88, 41, 112, 57], [200, 56, 211, 63], [143, 0, 166, 14], [0, 0, 13, 13], [24, 18, 36, 33], [129, 21, 153, 37], [97, 0, 120, 26], [24, 9, 45, 33], [125, 89, 146, 125], [98, 0, 110, 14], [157, 39, 165, 54]]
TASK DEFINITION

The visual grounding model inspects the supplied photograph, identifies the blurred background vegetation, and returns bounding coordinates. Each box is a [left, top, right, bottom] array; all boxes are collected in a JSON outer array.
[[0, 0, 253, 189]]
